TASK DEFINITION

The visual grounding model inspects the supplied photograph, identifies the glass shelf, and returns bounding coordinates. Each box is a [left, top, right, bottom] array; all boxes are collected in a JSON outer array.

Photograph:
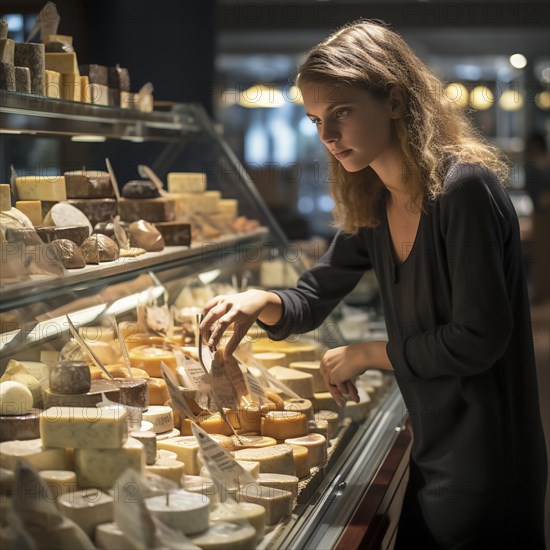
[[0, 90, 201, 141]]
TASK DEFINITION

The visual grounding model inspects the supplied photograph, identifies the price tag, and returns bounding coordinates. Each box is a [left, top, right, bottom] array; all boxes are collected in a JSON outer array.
[[160, 362, 198, 423], [245, 370, 267, 401], [210, 354, 239, 410], [223, 354, 249, 401], [191, 423, 255, 488]]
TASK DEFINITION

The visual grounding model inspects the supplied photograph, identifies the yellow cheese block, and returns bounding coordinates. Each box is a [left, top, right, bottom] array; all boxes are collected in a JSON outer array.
[[45, 52, 79, 75], [290, 444, 309, 479], [285, 433, 327, 469], [261, 411, 308, 440], [289, 361, 324, 393], [253, 352, 287, 369], [232, 443, 295, 476], [43, 34, 73, 44], [167, 172, 207, 193], [0, 184, 11, 212], [147, 377, 170, 405], [199, 413, 233, 436], [209, 434, 234, 451], [269, 366, 314, 398], [15, 175, 66, 201], [61, 73, 81, 101], [237, 485, 293, 525], [129, 346, 177, 377], [79, 325, 115, 343], [45, 70, 61, 98], [89, 82, 109, 105], [118, 320, 144, 340], [80, 75, 90, 103], [158, 436, 200, 475]]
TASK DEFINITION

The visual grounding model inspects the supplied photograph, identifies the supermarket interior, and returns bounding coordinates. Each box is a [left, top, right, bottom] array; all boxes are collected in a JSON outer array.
[[0, 1, 549, 549]]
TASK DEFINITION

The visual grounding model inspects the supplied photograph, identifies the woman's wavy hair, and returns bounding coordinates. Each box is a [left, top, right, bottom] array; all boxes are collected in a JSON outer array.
[[295, 18, 510, 234]]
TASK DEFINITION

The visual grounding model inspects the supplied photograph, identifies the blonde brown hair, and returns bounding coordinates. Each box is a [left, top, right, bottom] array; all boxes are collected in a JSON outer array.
[[295, 18, 510, 234]]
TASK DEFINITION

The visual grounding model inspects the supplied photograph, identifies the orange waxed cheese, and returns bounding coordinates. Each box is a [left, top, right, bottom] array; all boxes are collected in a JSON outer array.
[[129, 346, 177, 377], [199, 413, 234, 436], [147, 377, 170, 406], [261, 411, 309, 440], [290, 444, 310, 479]]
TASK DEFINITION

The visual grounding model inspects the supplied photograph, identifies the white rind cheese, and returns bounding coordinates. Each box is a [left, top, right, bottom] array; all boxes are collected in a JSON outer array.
[[0, 438, 69, 471]]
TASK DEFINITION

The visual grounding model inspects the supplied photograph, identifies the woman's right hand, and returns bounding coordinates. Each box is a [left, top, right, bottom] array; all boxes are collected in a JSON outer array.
[[199, 289, 279, 359]]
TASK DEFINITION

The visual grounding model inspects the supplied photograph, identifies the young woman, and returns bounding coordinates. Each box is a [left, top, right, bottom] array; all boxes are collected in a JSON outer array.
[[200, 19, 547, 549]]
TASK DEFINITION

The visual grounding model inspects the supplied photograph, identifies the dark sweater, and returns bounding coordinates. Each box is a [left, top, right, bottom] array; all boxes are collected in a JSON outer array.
[[257, 161, 547, 548]]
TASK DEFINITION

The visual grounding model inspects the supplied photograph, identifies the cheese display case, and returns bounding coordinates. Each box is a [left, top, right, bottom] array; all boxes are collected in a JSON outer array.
[[0, 89, 408, 550]]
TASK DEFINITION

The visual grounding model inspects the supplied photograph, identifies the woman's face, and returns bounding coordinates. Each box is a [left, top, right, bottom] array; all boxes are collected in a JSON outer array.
[[301, 82, 397, 172]]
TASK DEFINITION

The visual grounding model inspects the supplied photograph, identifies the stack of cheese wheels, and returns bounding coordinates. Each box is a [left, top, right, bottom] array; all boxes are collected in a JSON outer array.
[[250, 338, 317, 364], [0, 380, 40, 442], [39, 406, 145, 491]]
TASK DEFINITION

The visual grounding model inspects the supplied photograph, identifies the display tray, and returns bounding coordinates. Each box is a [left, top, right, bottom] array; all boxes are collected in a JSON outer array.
[[0, 227, 269, 311]]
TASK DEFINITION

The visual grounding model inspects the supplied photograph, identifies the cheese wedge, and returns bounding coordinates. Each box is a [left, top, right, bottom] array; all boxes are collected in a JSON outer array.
[[285, 433, 327, 469], [232, 444, 295, 476]]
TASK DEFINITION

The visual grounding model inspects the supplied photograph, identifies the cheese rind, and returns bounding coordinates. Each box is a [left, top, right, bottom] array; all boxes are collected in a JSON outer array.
[[142, 405, 174, 434], [0, 409, 41, 442], [15, 175, 66, 201], [285, 433, 327, 469], [40, 406, 129, 449], [49, 360, 91, 395], [261, 411, 309, 440], [0, 438, 69, 471], [74, 437, 145, 490]]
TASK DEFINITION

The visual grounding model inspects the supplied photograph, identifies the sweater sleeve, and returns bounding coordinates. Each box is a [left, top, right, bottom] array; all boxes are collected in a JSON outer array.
[[386, 166, 514, 380], [256, 229, 372, 340]]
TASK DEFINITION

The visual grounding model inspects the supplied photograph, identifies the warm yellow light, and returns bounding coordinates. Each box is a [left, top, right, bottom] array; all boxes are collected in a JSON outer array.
[[499, 90, 524, 111], [469, 86, 494, 110], [509, 54, 527, 69], [239, 85, 285, 108], [444, 83, 468, 108], [535, 91, 550, 110], [286, 85, 303, 104]]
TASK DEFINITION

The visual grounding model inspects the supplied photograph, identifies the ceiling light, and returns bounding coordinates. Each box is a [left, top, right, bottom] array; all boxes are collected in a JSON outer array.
[[509, 54, 527, 69]]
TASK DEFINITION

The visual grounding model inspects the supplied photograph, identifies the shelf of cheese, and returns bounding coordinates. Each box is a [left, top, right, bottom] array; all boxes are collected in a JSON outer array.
[[0, 90, 200, 141], [0, 226, 268, 312]]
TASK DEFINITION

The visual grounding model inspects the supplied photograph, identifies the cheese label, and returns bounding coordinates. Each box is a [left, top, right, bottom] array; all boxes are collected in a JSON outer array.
[[113, 468, 156, 550], [210, 354, 239, 411], [244, 368, 267, 402], [250, 360, 301, 399], [160, 362, 198, 422], [192, 423, 255, 489], [175, 350, 212, 411], [113, 316, 133, 376]]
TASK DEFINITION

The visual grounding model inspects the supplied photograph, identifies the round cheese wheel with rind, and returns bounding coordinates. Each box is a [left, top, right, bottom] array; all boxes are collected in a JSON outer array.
[[0, 381, 33, 416], [189, 521, 256, 550], [143, 405, 174, 434]]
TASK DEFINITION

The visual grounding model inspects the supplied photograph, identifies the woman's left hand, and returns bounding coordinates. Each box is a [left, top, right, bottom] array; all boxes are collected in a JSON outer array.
[[320, 341, 391, 406]]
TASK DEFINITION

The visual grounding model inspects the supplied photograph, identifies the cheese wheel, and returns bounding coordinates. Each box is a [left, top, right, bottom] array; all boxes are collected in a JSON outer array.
[[210, 501, 265, 541], [314, 410, 340, 439], [156, 449, 177, 461], [128, 346, 177, 377], [289, 361, 324, 393], [252, 352, 287, 369], [261, 411, 308, 440], [49, 360, 91, 395], [232, 444, 295, 476], [238, 402, 261, 433], [147, 377, 170, 406], [110, 378, 148, 409], [58, 489, 113, 538], [182, 475, 219, 508], [95, 522, 133, 550], [156, 428, 181, 441], [189, 522, 256, 550], [285, 433, 327, 469], [0, 409, 41, 442], [290, 444, 310, 479], [74, 437, 145, 490], [283, 398, 313, 419], [38, 470, 77, 499], [231, 435, 277, 451], [200, 460, 260, 483], [146, 490, 209, 534], [344, 393, 371, 422], [237, 485, 293, 525], [269, 366, 314, 398], [307, 419, 329, 440], [143, 405, 174, 434], [257, 473, 299, 499], [0, 381, 33, 415], [0, 439, 69, 471], [43, 380, 120, 408], [199, 412, 233, 436], [145, 457, 185, 485]]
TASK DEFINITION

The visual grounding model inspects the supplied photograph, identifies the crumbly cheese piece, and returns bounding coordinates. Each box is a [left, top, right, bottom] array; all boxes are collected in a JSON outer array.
[[40, 406, 128, 449], [58, 489, 113, 538], [15, 175, 66, 201], [252, 352, 287, 369], [142, 405, 174, 434], [0, 185, 11, 212], [256, 473, 299, 499], [238, 485, 293, 525], [0, 438, 69, 470], [74, 437, 144, 490], [167, 172, 207, 193], [38, 470, 77, 499], [146, 457, 185, 485], [45, 69, 61, 98], [190, 522, 256, 549], [145, 490, 210, 535], [0, 381, 33, 415], [45, 52, 79, 74], [15, 201, 42, 225], [285, 433, 327, 469], [289, 361, 325, 393], [129, 346, 177, 377], [232, 444, 295, 476], [269, 366, 314, 398], [209, 501, 265, 541], [261, 411, 309, 440]]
